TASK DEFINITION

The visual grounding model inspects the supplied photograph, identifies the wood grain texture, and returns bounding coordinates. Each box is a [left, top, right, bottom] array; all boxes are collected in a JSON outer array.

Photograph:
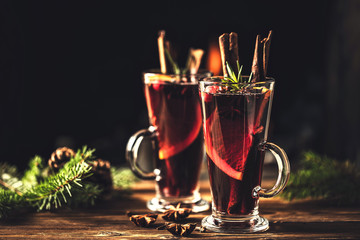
[[1, 179, 359, 239]]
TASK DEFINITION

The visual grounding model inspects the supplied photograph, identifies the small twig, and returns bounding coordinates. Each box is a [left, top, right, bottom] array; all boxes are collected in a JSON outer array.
[[0, 179, 23, 196]]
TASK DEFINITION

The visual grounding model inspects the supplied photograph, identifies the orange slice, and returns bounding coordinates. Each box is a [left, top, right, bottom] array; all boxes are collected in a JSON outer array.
[[204, 109, 253, 180], [158, 103, 202, 159]]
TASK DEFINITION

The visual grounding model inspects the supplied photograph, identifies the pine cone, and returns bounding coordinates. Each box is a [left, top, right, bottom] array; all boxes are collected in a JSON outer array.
[[48, 147, 75, 171], [88, 159, 113, 194]]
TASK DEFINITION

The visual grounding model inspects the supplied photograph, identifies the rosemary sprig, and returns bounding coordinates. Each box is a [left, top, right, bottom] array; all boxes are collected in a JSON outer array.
[[164, 48, 204, 76], [164, 48, 180, 75], [220, 61, 253, 91]]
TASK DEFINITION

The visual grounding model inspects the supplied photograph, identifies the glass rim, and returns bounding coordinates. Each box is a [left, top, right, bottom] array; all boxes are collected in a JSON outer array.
[[199, 76, 275, 86], [143, 69, 213, 85], [143, 69, 212, 78]]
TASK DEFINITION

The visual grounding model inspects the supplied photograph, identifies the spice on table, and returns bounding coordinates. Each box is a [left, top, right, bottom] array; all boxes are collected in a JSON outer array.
[[162, 203, 192, 221], [158, 222, 197, 237], [129, 213, 158, 227]]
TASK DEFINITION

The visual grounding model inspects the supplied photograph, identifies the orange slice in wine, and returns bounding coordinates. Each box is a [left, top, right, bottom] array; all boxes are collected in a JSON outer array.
[[158, 103, 202, 159], [146, 74, 173, 83], [145, 79, 203, 160], [204, 108, 253, 181]]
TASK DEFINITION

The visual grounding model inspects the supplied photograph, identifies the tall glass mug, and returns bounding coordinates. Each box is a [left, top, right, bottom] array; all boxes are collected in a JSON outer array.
[[199, 77, 290, 233], [126, 70, 212, 212]]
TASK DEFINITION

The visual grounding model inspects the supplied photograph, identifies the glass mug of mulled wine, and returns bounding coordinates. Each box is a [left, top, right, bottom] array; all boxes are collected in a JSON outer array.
[[199, 77, 290, 233], [126, 70, 212, 212]]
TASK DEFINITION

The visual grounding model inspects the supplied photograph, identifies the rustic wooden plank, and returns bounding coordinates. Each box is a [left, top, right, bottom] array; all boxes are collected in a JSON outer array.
[[1, 179, 359, 239]]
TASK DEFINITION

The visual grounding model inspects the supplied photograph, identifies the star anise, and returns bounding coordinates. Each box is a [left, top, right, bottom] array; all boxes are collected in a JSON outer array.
[[158, 222, 196, 237], [162, 203, 192, 221], [129, 213, 158, 227]]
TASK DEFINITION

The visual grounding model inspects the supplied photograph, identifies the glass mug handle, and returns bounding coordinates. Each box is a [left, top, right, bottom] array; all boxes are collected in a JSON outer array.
[[253, 142, 290, 198], [126, 126, 158, 180]]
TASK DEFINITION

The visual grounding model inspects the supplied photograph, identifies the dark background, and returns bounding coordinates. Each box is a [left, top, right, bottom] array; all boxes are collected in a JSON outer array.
[[1, 0, 359, 170]]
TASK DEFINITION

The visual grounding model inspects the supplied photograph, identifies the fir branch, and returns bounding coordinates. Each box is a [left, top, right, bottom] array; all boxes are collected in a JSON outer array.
[[21, 155, 43, 190], [111, 167, 139, 189], [0, 163, 18, 177], [0, 163, 23, 196], [281, 151, 360, 205], [0, 146, 139, 219], [0, 179, 23, 196], [24, 156, 93, 210], [0, 189, 24, 218], [66, 183, 103, 208]]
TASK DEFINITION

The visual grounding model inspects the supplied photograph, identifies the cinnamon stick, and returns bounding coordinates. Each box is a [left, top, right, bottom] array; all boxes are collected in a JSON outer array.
[[219, 32, 239, 77], [251, 30, 272, 82], [158, 30, 167, 74], [186, 48, 204, 74], [251, 34, 264, 82], [262, 30, 272, 78]]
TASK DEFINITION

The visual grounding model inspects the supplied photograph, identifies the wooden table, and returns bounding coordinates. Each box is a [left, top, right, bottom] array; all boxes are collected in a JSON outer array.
[[1, 179, 360, 239]]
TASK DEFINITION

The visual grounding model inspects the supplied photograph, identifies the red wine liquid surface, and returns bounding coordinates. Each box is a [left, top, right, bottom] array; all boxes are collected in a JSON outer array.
[[202, 86, 270, 215], [145, 82, 204, 197]]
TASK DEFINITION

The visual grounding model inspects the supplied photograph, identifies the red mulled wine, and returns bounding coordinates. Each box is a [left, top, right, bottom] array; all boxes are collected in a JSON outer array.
[[144, 81, 204, 197], [201, 85, 271, 215]]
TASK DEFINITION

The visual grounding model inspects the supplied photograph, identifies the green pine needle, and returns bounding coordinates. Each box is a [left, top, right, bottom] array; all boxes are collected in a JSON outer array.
[[281, 151, 360, 205], [21, 155, 43, 190], [111, 167, 139, 189], [0, 189, 24, 218], [0, 146, 138, 219], [0, 163, 23, 194], [24, 156, 93, 211]]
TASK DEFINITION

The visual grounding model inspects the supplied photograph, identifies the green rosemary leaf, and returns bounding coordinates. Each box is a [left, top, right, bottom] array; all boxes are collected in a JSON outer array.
[[224, 77, 236, 83], [164, 48, 180, 75], [182, 49, 192, 75], [226, 61, 237, 82], [248, 72, 253, 83], [221, 61, 252, 91], [237, 64, 243, 83]]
